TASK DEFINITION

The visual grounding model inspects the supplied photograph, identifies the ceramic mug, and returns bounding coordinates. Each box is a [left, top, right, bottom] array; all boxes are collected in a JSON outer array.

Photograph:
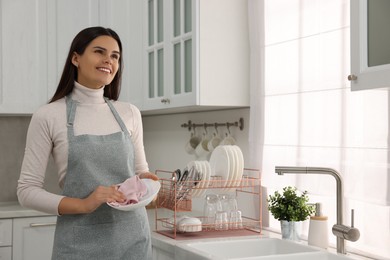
[[207, 132, 221, 152], [185, 133, 201, 154], [195, 133, 210, 158], [220, 132, 236, 145]]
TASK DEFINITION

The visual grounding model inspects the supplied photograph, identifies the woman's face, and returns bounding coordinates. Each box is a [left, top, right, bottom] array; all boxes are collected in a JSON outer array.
[[72, 35, 120, 89]]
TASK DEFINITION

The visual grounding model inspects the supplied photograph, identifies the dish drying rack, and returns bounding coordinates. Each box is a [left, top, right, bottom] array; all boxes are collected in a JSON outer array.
[[154, 168, 262, 239]]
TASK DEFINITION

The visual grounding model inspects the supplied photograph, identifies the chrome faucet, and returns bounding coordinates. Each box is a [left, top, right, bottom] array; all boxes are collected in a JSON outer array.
[[274, 166, 360, 254]]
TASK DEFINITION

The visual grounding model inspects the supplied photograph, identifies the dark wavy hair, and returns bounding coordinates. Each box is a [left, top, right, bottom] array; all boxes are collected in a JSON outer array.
[[49, 27, 123, 103]]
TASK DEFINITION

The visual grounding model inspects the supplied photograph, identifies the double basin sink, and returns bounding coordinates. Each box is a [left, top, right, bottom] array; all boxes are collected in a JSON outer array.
[[175, 237, 357, 260]]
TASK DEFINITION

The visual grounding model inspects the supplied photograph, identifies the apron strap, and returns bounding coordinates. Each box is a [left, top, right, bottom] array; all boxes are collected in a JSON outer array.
[[66, 96, 77, 139], [104, 97, 131, 136], [65, 95, 131, 138]]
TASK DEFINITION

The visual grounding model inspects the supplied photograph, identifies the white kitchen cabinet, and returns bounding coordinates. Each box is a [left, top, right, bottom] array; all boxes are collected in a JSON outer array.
[[143, 0, 249, 114], [350, 0, 390, 91], [0, 219, 12, 260], [0, 0, 143, 114], [0, 0, 100, 114], [0, 0, 50, 114], [0, 219, 12, 248], [12, 216, 56, 260], [0, 247, 11, 260], [98, 0, 144, 109], [152, 245, 174, 260]]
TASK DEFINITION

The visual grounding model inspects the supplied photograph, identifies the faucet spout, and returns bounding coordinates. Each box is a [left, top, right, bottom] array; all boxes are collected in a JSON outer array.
[[274, 166, 345, 253]]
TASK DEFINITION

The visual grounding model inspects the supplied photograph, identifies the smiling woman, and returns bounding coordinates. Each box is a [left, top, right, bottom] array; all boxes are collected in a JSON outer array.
[[17, 27, 157, 260], [72, 36, 120, 89], [49, 27, 124, 103]]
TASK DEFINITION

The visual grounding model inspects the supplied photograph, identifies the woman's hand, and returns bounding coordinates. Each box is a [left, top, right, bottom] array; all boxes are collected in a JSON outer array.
[[138, 172, 159, 181], [83, 185, 126, 213], [58, 185, 126, 215]]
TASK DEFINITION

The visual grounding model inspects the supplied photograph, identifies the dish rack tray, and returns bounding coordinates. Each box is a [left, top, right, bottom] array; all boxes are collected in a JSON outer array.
[[154, 168, 262, 239]]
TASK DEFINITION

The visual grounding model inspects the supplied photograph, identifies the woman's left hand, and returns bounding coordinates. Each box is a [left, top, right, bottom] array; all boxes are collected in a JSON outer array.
[[138, 172, 159, 181]]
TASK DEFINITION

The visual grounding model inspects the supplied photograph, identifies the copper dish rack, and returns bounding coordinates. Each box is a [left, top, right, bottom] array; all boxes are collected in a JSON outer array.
[[154, 168, 262, 239]]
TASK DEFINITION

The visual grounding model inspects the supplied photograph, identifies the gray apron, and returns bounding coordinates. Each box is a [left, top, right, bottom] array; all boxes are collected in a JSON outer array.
[[51, 96, 152, 260]]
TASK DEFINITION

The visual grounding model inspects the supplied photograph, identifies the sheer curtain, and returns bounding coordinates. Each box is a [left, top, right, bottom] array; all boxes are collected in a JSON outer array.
[[248, 1, 390, 259]]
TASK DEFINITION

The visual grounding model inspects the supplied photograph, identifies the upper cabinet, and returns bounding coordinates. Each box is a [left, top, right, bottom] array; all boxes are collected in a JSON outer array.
[[98, 0, 144, 109], [350, 0, 390, 91], [0, 0, 51, 114], [142, 0, 249, 114], [0, 0, 143, 114]]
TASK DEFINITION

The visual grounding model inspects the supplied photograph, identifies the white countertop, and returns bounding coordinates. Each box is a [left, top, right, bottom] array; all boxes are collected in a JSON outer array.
[[0, 201, 54, 219], [0, 202, 375, 260]]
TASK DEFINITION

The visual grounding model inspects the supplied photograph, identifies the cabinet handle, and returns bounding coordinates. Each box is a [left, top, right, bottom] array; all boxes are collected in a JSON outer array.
[[347, 74, 357, 81], [30, 222, 57, 227], [161, 98, 170, 104]]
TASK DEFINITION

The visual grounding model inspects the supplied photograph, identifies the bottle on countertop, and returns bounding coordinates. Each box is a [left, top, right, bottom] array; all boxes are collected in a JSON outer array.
[[308, 203, 328, 249]]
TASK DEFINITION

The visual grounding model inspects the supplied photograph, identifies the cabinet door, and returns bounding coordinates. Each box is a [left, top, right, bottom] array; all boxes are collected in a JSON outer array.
[[152, 245, 174, 260], [0, 247, 12, 260], [143, 0, 196, 111], [143, 0, 168, 110], [99, 0, 144, 109], [0, 0, 49, 114], [0, 220, 12, 247], [0, 0, 101, 114], [168, 0, 196, 107], [46, 0, 100, 98], [13, 216, 57, 260], [350, 0, 390, 91]]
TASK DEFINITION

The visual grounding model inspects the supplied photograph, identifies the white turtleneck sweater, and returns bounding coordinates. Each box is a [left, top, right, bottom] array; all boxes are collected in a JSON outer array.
[[17, 82, 149, 215]]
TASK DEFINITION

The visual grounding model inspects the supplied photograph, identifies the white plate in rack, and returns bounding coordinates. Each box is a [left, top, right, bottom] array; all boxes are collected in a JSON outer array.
[[198, 161, 211, 198], [192, 161, 204, 198], [209, 146, 230, 189], [227, 146, 239, 190], [232, 145, 244, 186], [224, 146, 237, 191]]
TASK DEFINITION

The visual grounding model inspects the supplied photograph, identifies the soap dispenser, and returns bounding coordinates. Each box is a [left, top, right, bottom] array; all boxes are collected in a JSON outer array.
[[308, 203, 328, 249]]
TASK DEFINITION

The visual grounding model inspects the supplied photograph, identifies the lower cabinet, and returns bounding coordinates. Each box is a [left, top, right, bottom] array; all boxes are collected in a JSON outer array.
[[152, 245, 174, 260], [12, 216, 57, 260], [0, 247, 12, 260]]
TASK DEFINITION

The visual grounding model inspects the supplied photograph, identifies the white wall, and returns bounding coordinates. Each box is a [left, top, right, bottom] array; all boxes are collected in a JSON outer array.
[[142, 108, 249, 173]]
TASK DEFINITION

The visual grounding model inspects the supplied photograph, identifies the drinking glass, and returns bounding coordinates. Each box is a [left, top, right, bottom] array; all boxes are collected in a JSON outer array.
[[229, 210, 243, 229], [203, 194, 222, 225], [219, 194, 238, 215], [215, 211, 229, 230]]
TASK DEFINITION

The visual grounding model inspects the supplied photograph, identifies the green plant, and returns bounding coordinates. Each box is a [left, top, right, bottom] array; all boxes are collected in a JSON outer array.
[[267, 186, 315, 222]]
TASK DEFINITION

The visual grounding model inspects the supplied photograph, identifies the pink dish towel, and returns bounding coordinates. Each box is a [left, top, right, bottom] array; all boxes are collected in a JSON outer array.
[[109, 175, 147, 207]]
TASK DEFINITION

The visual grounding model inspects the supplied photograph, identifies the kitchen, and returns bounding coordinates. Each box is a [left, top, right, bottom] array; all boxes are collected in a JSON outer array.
[[1, 0, 390, 259]]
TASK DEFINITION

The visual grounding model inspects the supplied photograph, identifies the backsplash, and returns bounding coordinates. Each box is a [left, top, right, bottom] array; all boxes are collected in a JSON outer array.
[[142, 108, 250, 173], [0, 116, 61, 202]]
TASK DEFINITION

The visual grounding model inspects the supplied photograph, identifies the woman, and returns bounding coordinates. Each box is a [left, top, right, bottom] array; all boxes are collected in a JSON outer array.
[[17, 27, 157, 260]]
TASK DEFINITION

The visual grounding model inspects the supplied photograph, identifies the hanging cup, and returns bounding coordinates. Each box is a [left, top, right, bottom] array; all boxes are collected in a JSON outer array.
[[207, 132, 221, 152], [185, 132, 201, 154], [195, 132, 210, 158], [220, 132, 236, 145]]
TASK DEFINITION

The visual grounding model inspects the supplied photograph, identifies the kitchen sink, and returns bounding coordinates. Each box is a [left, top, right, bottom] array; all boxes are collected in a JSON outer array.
[[175, 238, 356, 260]]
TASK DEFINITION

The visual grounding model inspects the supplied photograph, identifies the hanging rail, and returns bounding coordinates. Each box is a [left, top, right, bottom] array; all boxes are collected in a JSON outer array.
[[181, 118, 244, 131]]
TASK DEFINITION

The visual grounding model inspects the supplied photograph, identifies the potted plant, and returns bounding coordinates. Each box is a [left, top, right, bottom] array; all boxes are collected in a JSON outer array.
[[267, 186, 315, 240]]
